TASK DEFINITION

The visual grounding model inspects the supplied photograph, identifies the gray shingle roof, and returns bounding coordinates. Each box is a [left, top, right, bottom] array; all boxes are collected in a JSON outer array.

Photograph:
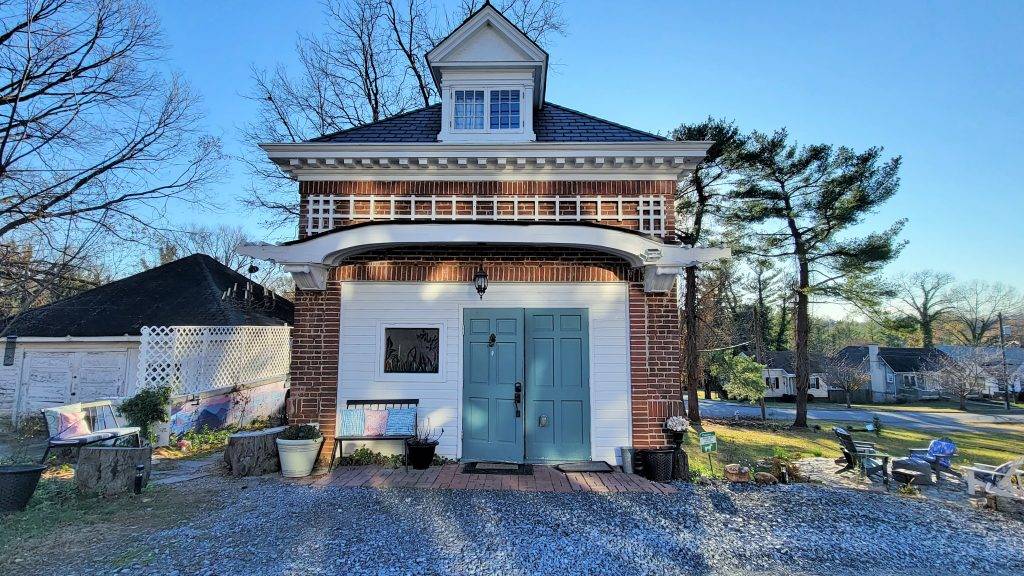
[[764, 350, 826, 374], [310, 102, 665, 144], [837, 346, 949, 373], [0, 254, 293, 337]]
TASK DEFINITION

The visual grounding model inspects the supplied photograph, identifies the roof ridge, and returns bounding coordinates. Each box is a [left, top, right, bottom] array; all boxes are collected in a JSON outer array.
[[309, 104, 441, 143], [543, 101, 668, 141], [194, 253, 248, 326]]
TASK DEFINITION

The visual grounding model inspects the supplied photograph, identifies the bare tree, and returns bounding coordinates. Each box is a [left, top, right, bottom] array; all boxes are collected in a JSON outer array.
[[948, 280, 1024, 346], [142, 224, 293, 295], [823, 350, 869, 408], [0, 0, 221, 315], [241, 0, 565, 230], [935, 349, 993, 410], [894, 270, 955, 349]]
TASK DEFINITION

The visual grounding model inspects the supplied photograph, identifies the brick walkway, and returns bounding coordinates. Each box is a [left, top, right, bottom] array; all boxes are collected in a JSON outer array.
[[295, 463, 678, 494]]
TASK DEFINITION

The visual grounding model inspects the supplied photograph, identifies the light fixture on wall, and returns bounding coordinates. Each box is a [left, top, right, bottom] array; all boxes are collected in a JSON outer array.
[[473, 263, 488, 299]]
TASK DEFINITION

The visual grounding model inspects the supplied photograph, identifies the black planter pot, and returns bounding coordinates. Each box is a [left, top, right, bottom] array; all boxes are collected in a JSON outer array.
[[0, 464, 46, 513], [407, 442, 437, 470], [640, 449, 675, 483]]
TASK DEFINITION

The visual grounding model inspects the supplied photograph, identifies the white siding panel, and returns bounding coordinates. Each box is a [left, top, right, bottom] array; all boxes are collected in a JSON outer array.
[[339, 282, 631, 463]]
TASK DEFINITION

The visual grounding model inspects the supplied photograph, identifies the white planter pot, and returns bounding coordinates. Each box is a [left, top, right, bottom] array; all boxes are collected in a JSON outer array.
[[276, 437, 324, 478]]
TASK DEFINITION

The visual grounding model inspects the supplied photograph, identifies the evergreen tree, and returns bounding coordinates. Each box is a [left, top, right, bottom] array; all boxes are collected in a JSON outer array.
[[673, 118, 747, 423], [730, 129, 904, 428]]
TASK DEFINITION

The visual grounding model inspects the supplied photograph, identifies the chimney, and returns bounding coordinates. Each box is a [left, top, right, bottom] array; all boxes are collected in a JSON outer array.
[[868, 344, 879, 362]]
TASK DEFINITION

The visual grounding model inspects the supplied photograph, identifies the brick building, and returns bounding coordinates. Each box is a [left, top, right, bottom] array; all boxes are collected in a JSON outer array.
[[241, 4, 726, 467]]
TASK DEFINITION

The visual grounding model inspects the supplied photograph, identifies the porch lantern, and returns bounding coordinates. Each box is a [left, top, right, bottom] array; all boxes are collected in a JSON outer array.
[[473, 264, 488, 299]]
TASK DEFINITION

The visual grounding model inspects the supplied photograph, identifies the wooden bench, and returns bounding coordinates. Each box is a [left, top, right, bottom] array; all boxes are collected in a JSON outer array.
[[40, 400, 141, 463], [329, 399, 419, 471]]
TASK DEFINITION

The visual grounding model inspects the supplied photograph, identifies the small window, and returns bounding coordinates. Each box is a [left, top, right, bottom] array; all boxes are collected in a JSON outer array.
[[454, 90, 484, 130], [489, 90, 520, 129]]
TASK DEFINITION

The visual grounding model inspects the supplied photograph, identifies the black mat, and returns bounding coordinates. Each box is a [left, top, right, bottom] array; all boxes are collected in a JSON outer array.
[[555, 461, 615, 473], [461, 462, 534, 476]]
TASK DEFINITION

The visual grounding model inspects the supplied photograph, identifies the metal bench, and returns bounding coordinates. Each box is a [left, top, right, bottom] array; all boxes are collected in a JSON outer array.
[[40, 400, 141, 463], [329, 399, 419, 471]]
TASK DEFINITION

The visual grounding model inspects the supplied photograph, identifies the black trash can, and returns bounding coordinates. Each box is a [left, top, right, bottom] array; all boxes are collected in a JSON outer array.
[[640, 449, 674, 483], [0, 464, 46, 513]]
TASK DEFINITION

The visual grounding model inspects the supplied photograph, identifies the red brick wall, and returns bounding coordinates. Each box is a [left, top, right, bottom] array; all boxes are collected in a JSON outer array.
[[289, 247, 680, 467], [298, 180, 677, 242]]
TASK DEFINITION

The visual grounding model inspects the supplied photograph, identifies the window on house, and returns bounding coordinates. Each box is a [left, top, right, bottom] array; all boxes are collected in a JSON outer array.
[[902, 374, 917, 388], [454, 90, 484, 129], [489, 90, 520, 129]]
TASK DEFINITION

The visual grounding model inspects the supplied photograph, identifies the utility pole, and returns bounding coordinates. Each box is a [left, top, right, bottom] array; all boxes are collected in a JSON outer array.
[[998, 312, 1010, 411]]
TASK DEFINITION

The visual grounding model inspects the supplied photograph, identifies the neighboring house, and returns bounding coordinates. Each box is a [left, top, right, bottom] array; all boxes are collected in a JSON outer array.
[[239, 4, 726, 465], [762, 351, 828, 401], [0, 254, 293, 427], [937, 345, 1024, 398], [834, 345, 948, 403]]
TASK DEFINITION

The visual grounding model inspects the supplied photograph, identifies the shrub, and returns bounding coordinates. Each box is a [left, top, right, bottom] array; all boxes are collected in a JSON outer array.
[[118, 386, 172, 442], [280, 424, 322, 441]]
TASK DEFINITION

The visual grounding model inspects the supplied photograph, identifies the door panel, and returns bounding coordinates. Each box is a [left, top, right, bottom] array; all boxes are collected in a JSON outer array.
[[462, 308, 525, 462], [21, 352, 74, 412], [525, 309, 591, 462]]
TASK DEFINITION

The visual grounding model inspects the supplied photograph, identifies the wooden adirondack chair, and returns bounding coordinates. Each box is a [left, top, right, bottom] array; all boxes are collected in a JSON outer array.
[[834, 427, 891, 486], [963, 456, 1024, 500]]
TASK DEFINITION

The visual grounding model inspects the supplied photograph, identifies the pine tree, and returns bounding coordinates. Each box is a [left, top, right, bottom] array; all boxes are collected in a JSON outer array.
[[730, 129, 905, 428]]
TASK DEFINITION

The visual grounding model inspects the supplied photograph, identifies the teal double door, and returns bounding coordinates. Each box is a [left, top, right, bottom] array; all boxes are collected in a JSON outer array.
[[462, 308, 591, 463]]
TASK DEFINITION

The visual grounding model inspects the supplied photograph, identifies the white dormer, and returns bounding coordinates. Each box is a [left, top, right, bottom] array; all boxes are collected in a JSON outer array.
[[427, 3, 547, 143]]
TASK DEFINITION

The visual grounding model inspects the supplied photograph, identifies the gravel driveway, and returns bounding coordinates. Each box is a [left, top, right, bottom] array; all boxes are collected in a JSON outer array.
[[9, 478, 1024, 576]]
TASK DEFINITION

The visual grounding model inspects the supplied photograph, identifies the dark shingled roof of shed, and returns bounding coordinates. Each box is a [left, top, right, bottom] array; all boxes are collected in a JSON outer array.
[[309, 102, 666, 143], [0, 254, 293, 338]]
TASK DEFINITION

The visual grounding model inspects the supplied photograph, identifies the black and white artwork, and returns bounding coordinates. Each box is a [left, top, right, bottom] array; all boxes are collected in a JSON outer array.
[[384, 328, 440, 374]]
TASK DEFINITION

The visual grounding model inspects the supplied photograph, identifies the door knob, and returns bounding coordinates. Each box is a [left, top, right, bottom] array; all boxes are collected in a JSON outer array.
[[514, 382, 522, 417]]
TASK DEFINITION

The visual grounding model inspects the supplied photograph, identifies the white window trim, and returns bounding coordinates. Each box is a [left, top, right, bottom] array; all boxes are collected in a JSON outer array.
[[450, 86, 525, 135], [375, 321, 446, 383], [439, 78, 536, 143]]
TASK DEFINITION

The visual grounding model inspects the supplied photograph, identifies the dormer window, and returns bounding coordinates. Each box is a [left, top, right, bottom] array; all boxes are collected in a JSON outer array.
[[451, 88, 522, 132], [489, 90, 520, 129], [454, 90, 485, 129]]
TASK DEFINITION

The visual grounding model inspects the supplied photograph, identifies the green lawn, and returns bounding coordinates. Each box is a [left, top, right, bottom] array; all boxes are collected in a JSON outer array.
[[761, 398, 1024, 414], [681, 419, 1024, 477]]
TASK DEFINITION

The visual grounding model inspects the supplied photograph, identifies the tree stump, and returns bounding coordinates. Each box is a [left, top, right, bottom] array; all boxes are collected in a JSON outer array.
[[224, 426, 287, 477], [76, 446, 153, 497]]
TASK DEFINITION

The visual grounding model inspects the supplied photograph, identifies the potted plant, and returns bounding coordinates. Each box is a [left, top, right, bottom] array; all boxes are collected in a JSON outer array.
[[0, 454, 46, 513], [276, 424, 324, 478], [406, 424, 443, 470], [664, 416, 691, 481]]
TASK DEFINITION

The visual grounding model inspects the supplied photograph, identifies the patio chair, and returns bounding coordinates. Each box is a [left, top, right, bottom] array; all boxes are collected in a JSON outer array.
[[834, 427, 891, 486], [963, 456, 1024, 500], [40, 400, 141, 463], [908, 437, 959, 480]]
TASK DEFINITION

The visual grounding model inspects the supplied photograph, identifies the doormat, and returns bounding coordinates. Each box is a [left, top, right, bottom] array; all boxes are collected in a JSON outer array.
[[555, 462, 614, 473], [462, 462, 534, 476]]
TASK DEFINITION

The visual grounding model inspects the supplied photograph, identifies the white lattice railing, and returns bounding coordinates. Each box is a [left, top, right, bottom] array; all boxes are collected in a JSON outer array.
[[306, 194, 667, 236], [138, 326, 291, 395]]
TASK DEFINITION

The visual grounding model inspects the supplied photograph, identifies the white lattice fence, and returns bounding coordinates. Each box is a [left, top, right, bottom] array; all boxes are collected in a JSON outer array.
[[138, 326, 291, 395]]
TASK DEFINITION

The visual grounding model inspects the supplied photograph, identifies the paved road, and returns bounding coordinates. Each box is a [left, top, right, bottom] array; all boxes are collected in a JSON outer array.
[[696, 399, 1024, 432]]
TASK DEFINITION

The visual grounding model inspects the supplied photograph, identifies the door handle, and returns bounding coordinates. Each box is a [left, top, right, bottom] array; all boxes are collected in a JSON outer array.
[[514, 382, 522, 418]]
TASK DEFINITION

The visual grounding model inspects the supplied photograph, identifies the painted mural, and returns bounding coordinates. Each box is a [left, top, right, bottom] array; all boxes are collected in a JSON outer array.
[[168, 380, 287, 435]]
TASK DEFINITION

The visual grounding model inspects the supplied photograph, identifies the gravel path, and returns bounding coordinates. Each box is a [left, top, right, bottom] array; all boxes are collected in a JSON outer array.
[[11, 479, 1024, 576]]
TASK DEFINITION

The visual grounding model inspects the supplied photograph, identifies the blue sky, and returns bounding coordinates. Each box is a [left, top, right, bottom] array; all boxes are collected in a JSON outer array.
[[153, 0, 1024, 288]]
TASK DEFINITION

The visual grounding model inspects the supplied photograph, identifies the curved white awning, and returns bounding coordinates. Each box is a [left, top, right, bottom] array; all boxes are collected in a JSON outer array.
[[238, 223, 728, 293]]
